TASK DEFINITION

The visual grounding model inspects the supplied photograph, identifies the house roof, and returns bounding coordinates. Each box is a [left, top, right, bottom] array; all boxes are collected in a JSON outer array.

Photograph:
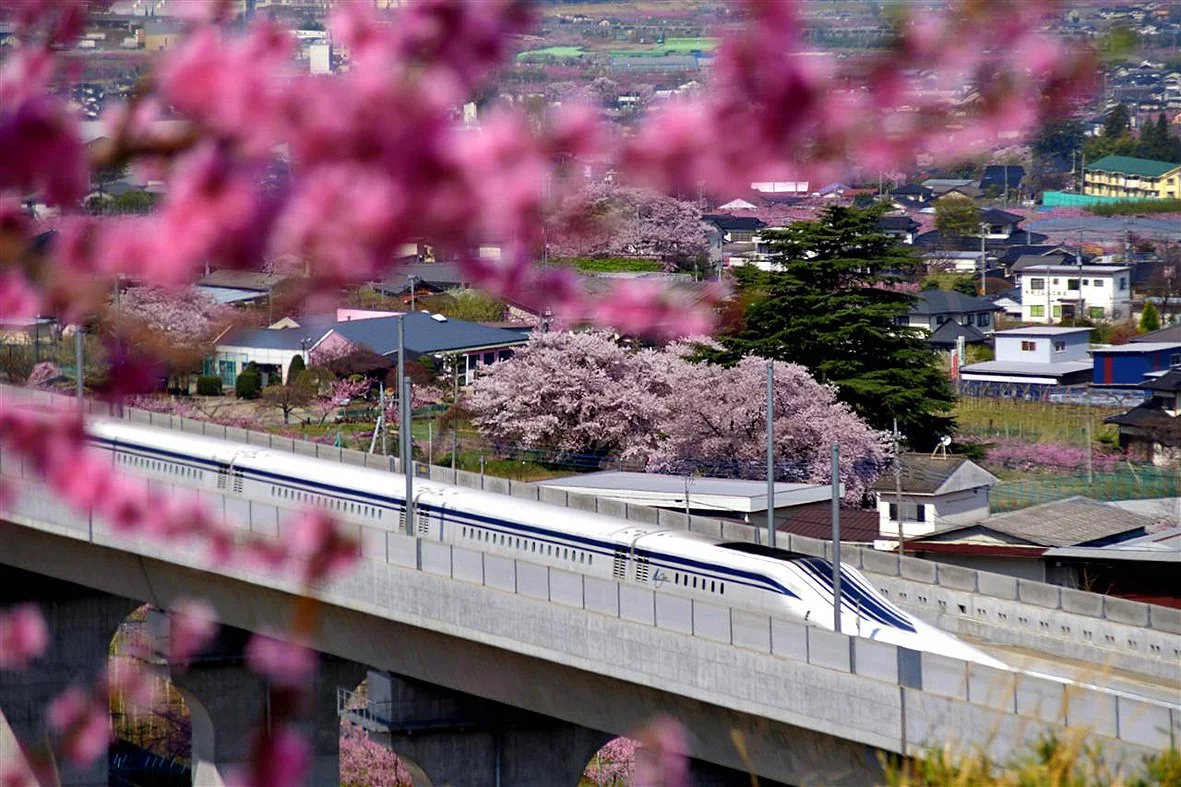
[[1085, 155, 1181, 178], [922, 178, 975, 189], [994, 326, 1091, 336], [913, 230, 1049, 249], [979, 165, 1025, 190], [1044, 526, 1181, 564], [1017, 264, 1130, 275], [1131, 324, 1181, 343], [890, 184, 932, 197], [870, 454, 998, 495], [960, 360, 1094, 377], [927, 320, 988, 347], [979, 208, 1023, 225], [198, 270, 292, 292], [330, 312, 529, 357], [778, 503, 881, 543], [1093, 342, 1181, 353], [1139, 368, 1181, 391], [910, 289, 1001, 316], [999, 245, 1075, 264], [911, 497, 1153, 548], [535, 471, 833, 513], [1012, 253, 1077, 272], [1104, 401, 1181, 433], [703, 214, 768, 232], [877, 215, 920, 232], [375, 261, 466, 293]]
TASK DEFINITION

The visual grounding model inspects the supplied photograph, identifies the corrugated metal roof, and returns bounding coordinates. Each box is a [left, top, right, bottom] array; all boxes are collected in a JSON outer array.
[[1086, 155, 1181, 178], [1093, 342, 1181, 353], [917, 497, 1153, 547], [911, 290, 1000, 316], [961, 360, 1094, 376], [994, 326, 1092, 336]]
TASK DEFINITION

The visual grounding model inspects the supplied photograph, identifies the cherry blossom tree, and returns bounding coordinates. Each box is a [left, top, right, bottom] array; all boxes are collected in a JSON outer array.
[[551, 183, 708, 269], [468, 332, 889, 499], [340, 723, 412, 787]]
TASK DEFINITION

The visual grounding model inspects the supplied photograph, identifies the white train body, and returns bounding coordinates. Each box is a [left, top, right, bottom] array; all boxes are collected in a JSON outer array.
[[87, 419, 1005, 668]]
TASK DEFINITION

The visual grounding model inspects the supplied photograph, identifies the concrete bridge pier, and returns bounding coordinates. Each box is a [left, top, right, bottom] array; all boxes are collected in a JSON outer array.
[[0, 569, 138, 787], [172, 627, 365, 787]]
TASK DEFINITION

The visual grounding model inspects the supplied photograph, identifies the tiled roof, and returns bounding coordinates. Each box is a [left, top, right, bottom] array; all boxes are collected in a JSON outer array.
[[1139, 368, 1181, 392], [1086, 155, 1181, 178], [979, 208, 1024, 225], [1131, 325, 1181, 343], [927, 320, 987, 347], [870, 454, 997, 495], [703, 214, 768, 231], [956, 497, 1152, 547], [910, 289, 1001, 316], [778, 502, 880, 543]]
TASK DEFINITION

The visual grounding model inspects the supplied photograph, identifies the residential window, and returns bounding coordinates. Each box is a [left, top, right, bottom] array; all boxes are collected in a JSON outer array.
[[965, 313, 975, 326], [1066, 279, 1080, 291], [1088, 307, 1105, 319], [1054, 341, 1066, 352], [1119, 277, 1128, 291], [1052, 278, 1060, 285], [1021, 340, 1037, 352], [978, 312, 991, 327], [1093, 279, 1104, 288], [1080, 279, 1089, 286], [1029, 305, 1045, 318], [218, 360, 236, 388], [935, 315, 946, 325], [1053, 306, 1062, 319], [1030, 278, 1045, 292], [888, 502, 926, 522], [1171, 353, 1181, 367]]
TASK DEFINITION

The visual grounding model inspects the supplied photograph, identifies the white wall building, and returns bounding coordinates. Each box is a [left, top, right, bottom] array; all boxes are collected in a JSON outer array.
[[1018, 264, 1131, 324], [871, 455, 999, 549]]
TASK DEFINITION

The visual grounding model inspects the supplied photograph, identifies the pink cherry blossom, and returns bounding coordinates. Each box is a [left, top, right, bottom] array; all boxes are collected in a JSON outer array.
[[47, 685, 110, 768], [169, 598, 219, 667], [0, 604, 49, 670], [227, 725, 310, 787], [245, 632, 316, 689], [289, 509, 359, 584]]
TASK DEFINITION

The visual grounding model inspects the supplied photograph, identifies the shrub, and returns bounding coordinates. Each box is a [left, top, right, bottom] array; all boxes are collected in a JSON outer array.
[[287, 353, 306, 383], [196, 375, 222, 396], [235, 365, 262, 399]]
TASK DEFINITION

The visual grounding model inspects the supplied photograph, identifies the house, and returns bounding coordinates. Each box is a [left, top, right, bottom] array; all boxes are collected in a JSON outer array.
[[902, 290, 1000, 334], [777, 502, 881, 545], [1044, 526, 1181, 608], [926, 320, 988, 350], [901, 497, 1154, 583], [702, 214, 768, 243], [196, 270, 294, 308], [1105, 369, 1181, 465], [922, 178, 981, 198], [1083, 155, 1181, 200], [1018, 264, 1131, 323], [870, 454, 999, 547], [533, 471, 835, 529], [1009, 252, 1079, 277], [977, 208, 1025, 240], [998, 245, 1079, 270], [922, 249, 986, 275], [1091, 342, 1181, 386], [959, 327, 1094, 393], [373, 261, 468, 301], [989, 288, 1023, 320], [979, 165, 1025, 194], [208, 310, 528, 389], [141, 18, 184, 51], [889, 184, 934, 208], [876, 215, 921, 245]]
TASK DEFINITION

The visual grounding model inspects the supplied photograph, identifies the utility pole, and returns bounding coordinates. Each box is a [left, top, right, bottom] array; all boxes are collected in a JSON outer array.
[[397, 316, 412, 534], [74, 325, 83, 410], [766, 360, 775, 548], [451, 355, 459, 471], [379, 382, 387, 455], [980, 231, 987, 295], [1085, 384, 1093, 484], [893, 419, 904, 557], [831, 442, 842, 634], [683, 475, 690, 519], [409, 275, 417, 311]]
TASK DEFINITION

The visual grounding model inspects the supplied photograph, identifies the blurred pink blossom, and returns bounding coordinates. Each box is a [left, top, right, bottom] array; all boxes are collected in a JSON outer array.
[[228, 726, 310, 787], [245, 632, 316, 689], [47, 686, 111, 768], [169, 598, 219, 667], [0, 604, 48, 670]]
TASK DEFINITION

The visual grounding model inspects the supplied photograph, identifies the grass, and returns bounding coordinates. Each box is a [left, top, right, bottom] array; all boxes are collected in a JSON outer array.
[[954, 398, 1121, 449], [663, 37, 717, 51], [554, 256, 664, 273], [516, 46, 584, 60], [1086, 198, 1181, 216]]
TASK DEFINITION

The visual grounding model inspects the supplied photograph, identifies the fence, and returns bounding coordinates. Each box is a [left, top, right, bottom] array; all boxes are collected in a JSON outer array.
[[991, 467, 1181, 513]]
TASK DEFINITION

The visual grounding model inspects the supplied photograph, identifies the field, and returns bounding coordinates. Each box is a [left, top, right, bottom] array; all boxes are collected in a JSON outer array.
[[954, 397, 1121, 448], [554, 257, 664, 273], [516, 46, 585, 60], [663, 37, 717, 51]]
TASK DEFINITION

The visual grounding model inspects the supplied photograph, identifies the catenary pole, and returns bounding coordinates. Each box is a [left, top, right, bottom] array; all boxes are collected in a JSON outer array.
[[894, 419, 904, 558], [398, 316, 411, 534], [831, 442, 842, 633], [75, 326, 83, 410], [766, 360, 775, 548]]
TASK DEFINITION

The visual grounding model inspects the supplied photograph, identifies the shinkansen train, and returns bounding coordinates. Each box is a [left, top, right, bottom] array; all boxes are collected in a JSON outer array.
[[87, 419, 1007, 668]]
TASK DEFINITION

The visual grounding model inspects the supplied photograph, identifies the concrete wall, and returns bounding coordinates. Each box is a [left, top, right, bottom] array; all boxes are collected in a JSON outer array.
[[0, 475, 1176, 782], [3, 385, 1178, 675]]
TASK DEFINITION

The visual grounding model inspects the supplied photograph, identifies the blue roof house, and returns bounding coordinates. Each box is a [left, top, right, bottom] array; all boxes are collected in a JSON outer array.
[[1092, 342, 1181, 387]]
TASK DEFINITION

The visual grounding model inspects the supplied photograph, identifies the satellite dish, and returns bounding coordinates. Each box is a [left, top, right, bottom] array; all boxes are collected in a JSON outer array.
[[940, 435, 952, 446]]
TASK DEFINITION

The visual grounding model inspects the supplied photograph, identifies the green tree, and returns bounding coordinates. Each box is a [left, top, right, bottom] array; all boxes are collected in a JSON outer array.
[[261, 377, 314, 425], [951, 277, 980, 297], [935, 196, 981, 240], [1103, 103, 1131, 139], [235, 363, 262, 399], [712, 205, 956, 449], [1140, 301, 1161, 333], [287, 353, 306, 383]]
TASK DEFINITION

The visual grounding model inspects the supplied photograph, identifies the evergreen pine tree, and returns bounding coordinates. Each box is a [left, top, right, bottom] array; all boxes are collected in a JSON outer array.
[[287, 353, 306, 384], [1140, 301, 1161, 333], [710, 205, 956, 449]]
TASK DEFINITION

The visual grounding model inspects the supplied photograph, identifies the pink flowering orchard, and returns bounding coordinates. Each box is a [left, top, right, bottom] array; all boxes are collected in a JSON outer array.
[[0, 0, 1097, 784]]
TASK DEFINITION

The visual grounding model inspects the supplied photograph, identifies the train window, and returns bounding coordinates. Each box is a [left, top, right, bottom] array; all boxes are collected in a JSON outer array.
[[720, 583, 725, 595], [710, 581, 716, 593], [561, 548, 568, 560], [692, 577, 697, 589]]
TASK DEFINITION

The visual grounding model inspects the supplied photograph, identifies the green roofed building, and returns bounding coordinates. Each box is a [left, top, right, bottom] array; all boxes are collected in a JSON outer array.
[[1084, 155, 1181, 200]]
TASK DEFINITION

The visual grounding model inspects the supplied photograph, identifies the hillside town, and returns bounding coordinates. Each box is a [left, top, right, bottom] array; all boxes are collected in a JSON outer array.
[[2, 2, 1181, 787]]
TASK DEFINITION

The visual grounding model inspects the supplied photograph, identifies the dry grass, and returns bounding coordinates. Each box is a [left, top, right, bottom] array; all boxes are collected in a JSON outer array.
[[955, 398, 1122, 448]]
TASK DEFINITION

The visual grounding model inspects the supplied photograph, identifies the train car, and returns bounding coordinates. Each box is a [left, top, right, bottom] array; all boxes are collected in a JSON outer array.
[[87, 419, 1006, 668]]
